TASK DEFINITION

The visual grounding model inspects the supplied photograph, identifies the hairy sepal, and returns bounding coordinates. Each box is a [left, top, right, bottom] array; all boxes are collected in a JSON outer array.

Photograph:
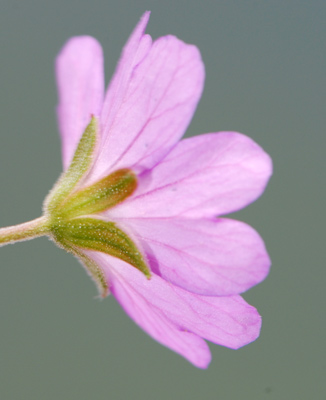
[[52, 217, 151, 279], [57, 169, 137, 219], [44, 116, 98, 214], [62, 240, 110, 298]]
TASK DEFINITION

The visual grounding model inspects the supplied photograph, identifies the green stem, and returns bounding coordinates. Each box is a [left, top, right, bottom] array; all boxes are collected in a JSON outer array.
[[0, 216, 50, 247]]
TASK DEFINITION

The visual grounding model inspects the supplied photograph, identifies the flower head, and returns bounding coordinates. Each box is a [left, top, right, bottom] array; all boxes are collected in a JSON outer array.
[[44, 12, 272, 368]]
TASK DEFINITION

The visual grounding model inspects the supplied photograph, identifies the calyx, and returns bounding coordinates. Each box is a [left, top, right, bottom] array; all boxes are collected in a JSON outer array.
[[44, 117, 150, 296]]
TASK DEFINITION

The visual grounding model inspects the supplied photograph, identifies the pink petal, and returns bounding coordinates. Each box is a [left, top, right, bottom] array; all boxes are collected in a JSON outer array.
[[109, 132, 272, 218], [98, 12, 152, 143], [86, 12, 205, 183], [56, 36, 105, 170], [114, 217, 270, 296], [84, 252, 262, 368]]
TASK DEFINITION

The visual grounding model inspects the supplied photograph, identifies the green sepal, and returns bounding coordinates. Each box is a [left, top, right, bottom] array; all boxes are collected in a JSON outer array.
[[59, 240, 109, 298], [44, 117, 98, 213], [56, 169, 137, 219], [52, 217, 151, 279]]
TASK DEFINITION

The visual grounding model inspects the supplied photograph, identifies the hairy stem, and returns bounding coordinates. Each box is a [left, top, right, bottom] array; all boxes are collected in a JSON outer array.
[[0, 216, 50, 247]]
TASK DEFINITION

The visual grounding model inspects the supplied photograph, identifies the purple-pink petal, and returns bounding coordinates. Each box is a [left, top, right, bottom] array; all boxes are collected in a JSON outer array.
[[56, 36, 104, 170], [109, 132, 272, 219], [86, 15, 205, 183], [98, 11, 152, 144], [84, 251, 262, 368], [113, 217, 270, 296]]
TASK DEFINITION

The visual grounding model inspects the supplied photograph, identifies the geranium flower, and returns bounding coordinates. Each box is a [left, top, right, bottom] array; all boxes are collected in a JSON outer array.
[[0, 11, 272, 368]]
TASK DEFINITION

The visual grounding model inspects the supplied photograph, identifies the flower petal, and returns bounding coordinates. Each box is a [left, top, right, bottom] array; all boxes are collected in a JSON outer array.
[[56, 36, 104, 170], [84, 252, 262, 367], [87, 12, 205, 182], [115, 217, 270, 295], [109, 132, 272, 218]]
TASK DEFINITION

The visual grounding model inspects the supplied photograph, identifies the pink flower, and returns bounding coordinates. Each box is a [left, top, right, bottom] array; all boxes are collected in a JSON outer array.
[[51, 12, 272, 368]]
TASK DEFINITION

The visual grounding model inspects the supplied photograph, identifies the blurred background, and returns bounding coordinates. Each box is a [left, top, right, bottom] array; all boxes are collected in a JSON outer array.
[[0, 0, 325, 399]]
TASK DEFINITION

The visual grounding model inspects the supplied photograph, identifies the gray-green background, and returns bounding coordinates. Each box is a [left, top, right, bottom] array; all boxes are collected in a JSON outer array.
[[0, 1, 324, 399]]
